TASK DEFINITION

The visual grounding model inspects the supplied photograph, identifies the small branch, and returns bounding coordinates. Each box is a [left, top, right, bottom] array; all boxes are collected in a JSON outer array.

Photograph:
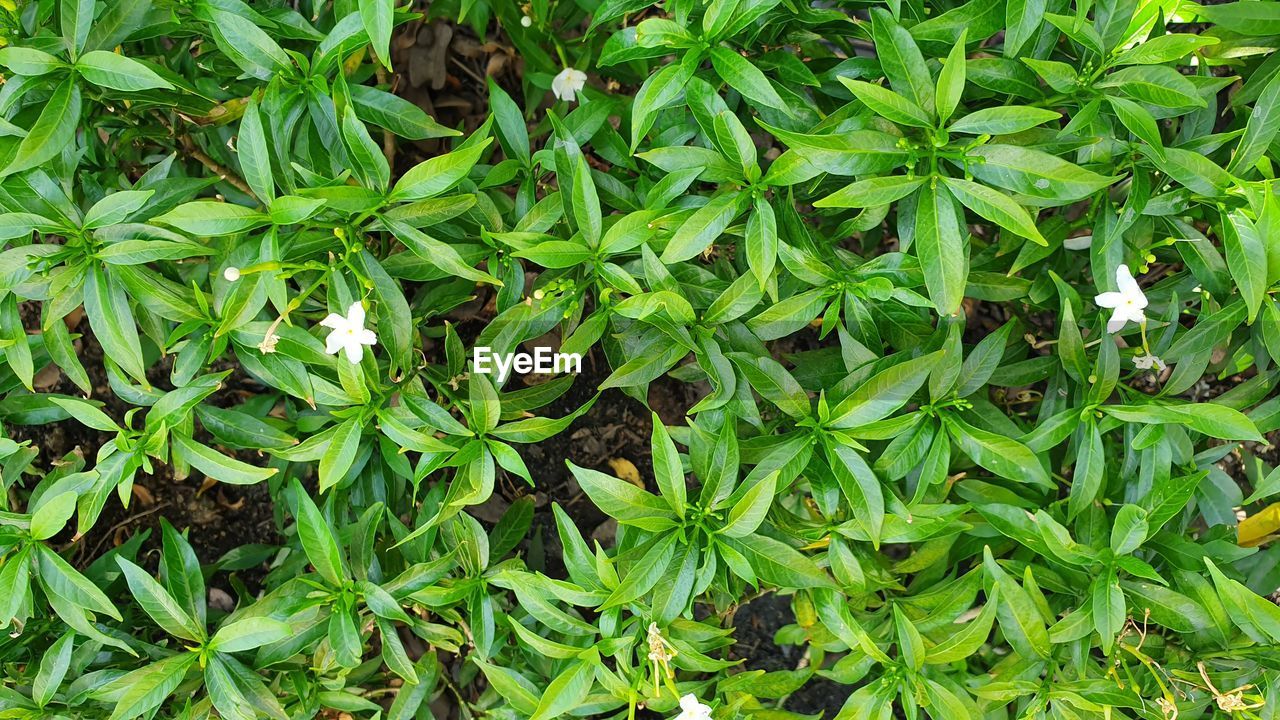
[[152, 109, 257, 200], [179, 134, 256, 198]]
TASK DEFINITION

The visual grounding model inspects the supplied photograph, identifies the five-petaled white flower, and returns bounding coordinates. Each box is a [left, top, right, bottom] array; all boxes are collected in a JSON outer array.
[[673, 695, 712, 720], [552, 67, 587, 102], [1133, 354, 1166, 372], [1094, 265, 1148, 333], [321, 301, 377, 364]]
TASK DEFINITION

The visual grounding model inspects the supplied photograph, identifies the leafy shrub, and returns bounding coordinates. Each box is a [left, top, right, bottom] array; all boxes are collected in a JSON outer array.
[[2, 0, 1280, 718]]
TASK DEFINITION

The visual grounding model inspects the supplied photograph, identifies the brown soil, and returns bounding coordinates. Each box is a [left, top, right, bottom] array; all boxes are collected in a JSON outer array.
[[8, 314, 282, 583], [731, 593, 852, 714]]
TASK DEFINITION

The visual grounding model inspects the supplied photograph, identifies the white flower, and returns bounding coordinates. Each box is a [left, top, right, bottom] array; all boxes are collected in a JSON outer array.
[[673, 695, 712, 720], [552, 67, 587, 102], [520, 14, 532, 26], [223, 266, 241, 282], [320, 301, 377, 364], [1133, 354, 1166, 372], [1094, 265, 1148, 333]]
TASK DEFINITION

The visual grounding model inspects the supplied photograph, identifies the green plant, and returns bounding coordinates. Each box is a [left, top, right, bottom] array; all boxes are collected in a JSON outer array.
[[2, 0, 1280, 718]]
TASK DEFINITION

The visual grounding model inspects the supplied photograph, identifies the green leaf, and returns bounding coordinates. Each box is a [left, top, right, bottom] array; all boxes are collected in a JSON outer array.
[[828, 444, 885, 545], [84, 190, 155, 229], [651, 413, 686, 517], [30, 490, 77, 541], [983, 548, 1050, 658], [815, 175, 925, 209], [341, 105, 391, 192], [33, 631, 75, 707], [487, 78, 530, 165], [172, 432, 278, 485], [1223, 209, 1268, 323], [1005, 0, 1045, 56], [729, 353, 811, 418], [967, 144, 1117, 204], [1067, 420, 1105, 519], [1232, 67, 1280, 175], [530, 658, 596, 720], [116, 557, 205, 642], [946, 414, 1050, 486], [319, 418, 363, 492], [159, 518, 205, 628], [386, 218, 501, 285], [571, 154, 601, 247], [76, 51, 173, 91], [1091, 569, 1124, 654], [721, 472, 776, 538], [206, 9, 291, 80], [359, 0, 393, 68], [51, 397, 118, 432], [1112, 33, 1218, 65], [828, 351, 940, 429], [1097, 66, 1206, 108], [476, 662, 540, 715], [3, 78, 80, 177], [36, 544, 121, 620], [1110, 505, 1148, 555], [61, 0, 93, 57], [351, 85, 460, 141], [661, 190, 743, 263], [1205, 558, 1280, 643], [914, 182, 967, 315], [709, 47, 787, 112], [871, 8, 935, 114], [154, 201, 269, 237], [107, 654, 198, 720], [83, 264, 147, 385], [722, 534, 836, 589], [1190, 2, 1280, 35], [925, 586, 999, 663], [0, 47, 65, 76], [389, 138, 492, 202], [948, 106, 1060, 134], [209, 617, 292, 653], [204, 655, 254, 720], [941, 176, 1046, 245], [601, 533, 678, 608], [1105, 95, 1165, 159], [839, 78, 934, 128], [936, 31, 967, 124], [567, 461, 675, 528], [1103, 403, 1263, 441], [238, 99, 274, 203], [291, 479, 347, 586]]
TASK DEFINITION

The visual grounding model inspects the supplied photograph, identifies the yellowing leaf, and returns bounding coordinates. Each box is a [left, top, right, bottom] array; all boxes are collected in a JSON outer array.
[[607, 457, 642, 488], [1239, 502, 1280, 547]]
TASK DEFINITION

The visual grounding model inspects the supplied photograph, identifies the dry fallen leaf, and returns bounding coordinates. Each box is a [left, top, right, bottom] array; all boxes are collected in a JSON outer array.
[[608, 457, 642, 488], [196, 475, 218, 497], [131, 484, 155, 507], [33, 363, 62, 391]]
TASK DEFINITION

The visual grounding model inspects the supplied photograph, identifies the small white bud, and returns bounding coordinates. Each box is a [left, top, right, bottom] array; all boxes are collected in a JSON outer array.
[[223, 266, 241, 282], [521, 14, 532, 26]]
